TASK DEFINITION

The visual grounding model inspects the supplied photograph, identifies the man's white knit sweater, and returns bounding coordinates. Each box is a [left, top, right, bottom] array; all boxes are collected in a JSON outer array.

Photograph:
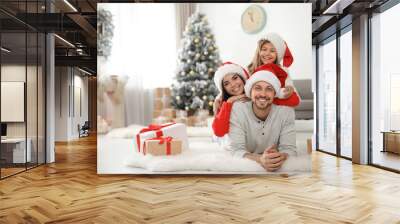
[[226, 101, 298, 158]]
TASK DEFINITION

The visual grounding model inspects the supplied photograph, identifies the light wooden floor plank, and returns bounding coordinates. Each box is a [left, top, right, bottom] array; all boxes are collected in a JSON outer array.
[[1, 135, 400, 223]]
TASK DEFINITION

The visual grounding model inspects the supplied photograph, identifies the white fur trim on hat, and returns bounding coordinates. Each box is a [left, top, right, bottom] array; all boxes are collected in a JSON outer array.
[[214, 63, 248, 94], [244, 71, 281, 98], [263, 33, 286, 64]]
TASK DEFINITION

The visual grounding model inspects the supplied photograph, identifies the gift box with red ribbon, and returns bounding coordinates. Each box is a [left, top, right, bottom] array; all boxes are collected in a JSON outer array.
[[135, 122, 188, 153], [143, 136, 182, 156]]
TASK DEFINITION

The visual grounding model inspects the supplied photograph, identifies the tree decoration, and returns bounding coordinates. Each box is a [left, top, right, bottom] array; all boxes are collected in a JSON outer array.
[[171, 12, 221, 116], [97, 8, 115, 59]]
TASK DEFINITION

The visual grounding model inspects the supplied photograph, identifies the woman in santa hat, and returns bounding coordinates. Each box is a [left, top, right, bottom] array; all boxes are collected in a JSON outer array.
[[247, 32, 300, 107], [212, 62, 250, 137]]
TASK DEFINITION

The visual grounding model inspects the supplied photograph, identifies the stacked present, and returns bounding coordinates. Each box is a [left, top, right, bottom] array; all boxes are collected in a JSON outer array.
[[152, 88, 176, 124], [143, 136, 182, 156], [193, 109, 210, 127], [172, 111, 196, 127], [172, 109, 210, 127], [172, 110, 189, 126], [152, 87, 211, 127], [136, 122, 188, 156]]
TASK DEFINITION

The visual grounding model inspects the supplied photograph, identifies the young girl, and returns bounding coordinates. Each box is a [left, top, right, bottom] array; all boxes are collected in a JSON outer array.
[[212, 62, 249, 137], [247, 32, 300, 107]]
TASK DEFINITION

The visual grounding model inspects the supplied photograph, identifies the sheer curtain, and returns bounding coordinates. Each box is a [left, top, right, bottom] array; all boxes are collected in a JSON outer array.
[[175, 3, 196, 49], [101, 4, 177, 126]]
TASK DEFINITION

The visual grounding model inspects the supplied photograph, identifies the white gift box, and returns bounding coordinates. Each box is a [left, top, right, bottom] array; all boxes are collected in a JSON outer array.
[[136, 123, 189, 153]]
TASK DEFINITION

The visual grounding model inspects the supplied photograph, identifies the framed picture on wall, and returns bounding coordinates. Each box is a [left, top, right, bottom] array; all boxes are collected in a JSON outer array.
[[1, 81, 25, 122]]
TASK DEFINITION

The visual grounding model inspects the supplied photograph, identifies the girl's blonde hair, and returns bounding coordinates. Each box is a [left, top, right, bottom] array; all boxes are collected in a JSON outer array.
[[247, 39, 278, 75]]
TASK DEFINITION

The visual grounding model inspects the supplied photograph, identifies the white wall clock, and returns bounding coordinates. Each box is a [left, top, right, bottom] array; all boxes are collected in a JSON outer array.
[[241, 5, 267, 34]]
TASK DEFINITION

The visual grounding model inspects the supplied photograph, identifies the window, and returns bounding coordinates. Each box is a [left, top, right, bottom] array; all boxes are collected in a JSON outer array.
[[0, 1, 46, 179], [339, 28, 352, 158], [390, 74, 400, 130], [317, 36, 337, 155], [100, 3, 177, 89], [371, 2, 400, 171]]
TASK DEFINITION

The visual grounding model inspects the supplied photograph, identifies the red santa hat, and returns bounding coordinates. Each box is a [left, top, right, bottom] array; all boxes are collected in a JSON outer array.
[[244, 64, 283, 98], [214, 62, 249, 94], [262, 33, 294, 68]]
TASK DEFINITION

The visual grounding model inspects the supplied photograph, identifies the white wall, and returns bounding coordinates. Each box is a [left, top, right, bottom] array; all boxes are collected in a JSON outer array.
[[55, 67, 89, 141], [1, 65, 36, 137], [199, 3, 312, 79], [2, 64, 46, 163], [1, 66, 26, 134], [55, 67, 68, 141], [72, 74, 89, 137], [1, 65, 26, 81]]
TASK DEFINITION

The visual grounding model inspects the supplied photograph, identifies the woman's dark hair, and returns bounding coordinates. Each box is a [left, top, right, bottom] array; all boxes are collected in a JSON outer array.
[[221, 74, 246, 101]]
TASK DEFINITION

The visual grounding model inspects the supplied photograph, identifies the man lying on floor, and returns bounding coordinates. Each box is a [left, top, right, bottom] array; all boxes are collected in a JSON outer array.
[[226, 66, 298, 172]]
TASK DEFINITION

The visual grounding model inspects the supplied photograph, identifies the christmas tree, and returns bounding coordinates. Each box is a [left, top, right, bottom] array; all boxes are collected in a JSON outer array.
[[171, 12, 221, 116], [97, 8, 114, 59]]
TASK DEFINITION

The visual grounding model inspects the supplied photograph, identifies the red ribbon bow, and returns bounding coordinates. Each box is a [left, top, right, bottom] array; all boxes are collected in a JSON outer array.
[[142, 136, 173, 155], [136, 122, 176, 152]]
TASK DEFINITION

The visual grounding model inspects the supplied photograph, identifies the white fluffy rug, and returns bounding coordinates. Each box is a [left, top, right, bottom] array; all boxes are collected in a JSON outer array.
[[125, 139, 311, 173]]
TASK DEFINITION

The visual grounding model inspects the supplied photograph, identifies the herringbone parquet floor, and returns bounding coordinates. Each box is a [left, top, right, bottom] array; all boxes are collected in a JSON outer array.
[[1, 135, 400, 223]]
